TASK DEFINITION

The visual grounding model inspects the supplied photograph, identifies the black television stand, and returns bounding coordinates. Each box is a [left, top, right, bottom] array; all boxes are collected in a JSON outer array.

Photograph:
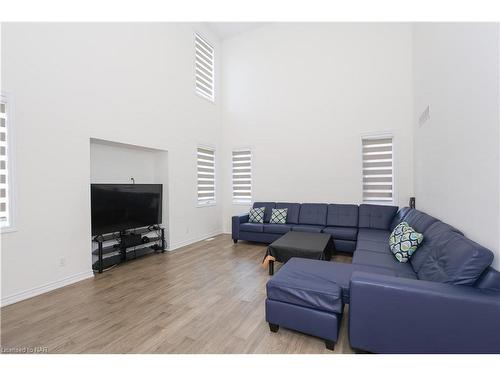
[[92, 225, 166, 273]]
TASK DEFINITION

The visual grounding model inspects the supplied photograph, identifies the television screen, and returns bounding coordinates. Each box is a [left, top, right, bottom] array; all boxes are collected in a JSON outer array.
[[91, 184, 162, 235]]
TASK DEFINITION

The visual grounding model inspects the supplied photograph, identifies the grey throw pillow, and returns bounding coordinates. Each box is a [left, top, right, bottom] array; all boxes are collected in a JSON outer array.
[[270, 208, 288, 224], [248, 207, 265, 223]]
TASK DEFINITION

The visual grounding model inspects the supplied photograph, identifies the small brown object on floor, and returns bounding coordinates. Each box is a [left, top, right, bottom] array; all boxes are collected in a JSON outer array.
[[261, 255, 275, 268]]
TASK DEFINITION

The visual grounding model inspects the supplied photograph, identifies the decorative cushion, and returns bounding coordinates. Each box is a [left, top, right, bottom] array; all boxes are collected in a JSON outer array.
[[389, 222, 424, 263], [270, 208, 288, 224], [248, 207, 265, 223]]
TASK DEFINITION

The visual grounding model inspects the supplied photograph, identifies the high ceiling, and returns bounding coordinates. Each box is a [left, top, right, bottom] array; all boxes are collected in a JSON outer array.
[[205, 22, 268, 40]]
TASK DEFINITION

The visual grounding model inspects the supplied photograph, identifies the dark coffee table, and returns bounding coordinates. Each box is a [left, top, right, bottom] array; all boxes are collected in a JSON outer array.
[[265, 231, 334, 275]]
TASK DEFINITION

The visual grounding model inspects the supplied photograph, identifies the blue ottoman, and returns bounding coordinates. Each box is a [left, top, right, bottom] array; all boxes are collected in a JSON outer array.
[[265, 258, 344, 350]]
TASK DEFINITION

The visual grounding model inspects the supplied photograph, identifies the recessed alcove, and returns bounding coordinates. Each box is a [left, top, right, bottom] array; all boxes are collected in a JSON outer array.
[[89, 138, 170, 254]]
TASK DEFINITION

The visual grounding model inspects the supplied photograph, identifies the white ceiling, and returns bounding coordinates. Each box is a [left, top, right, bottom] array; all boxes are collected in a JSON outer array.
[[205, 22, 268, 40]]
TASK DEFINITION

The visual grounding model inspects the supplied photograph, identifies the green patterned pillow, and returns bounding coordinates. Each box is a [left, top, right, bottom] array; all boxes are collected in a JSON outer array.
[[389, 222, 424, 263], [249, 207, 265, 223], [270, 208, 288, 224]]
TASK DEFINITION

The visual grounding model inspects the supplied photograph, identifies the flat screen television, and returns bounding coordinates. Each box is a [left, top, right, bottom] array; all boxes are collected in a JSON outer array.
[[91, 184, 162, 235]]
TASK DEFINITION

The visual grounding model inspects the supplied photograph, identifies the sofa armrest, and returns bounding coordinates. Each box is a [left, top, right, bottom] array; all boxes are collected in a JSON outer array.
[[349, 271, 500, 353], [232, 214, 249, 240]]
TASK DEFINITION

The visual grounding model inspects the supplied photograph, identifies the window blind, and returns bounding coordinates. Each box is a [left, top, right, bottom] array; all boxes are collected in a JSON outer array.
[[232, 150, 252, 203], [197, 147, 215, 205], [362, 136, 394, 203], [194, 33, 215, 102], [0, 97, 9, 227]]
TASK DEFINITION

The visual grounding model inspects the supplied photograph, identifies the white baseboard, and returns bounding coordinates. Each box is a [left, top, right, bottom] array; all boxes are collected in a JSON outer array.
[[1, 270, 95, 307], [168, 230, 223, 251]]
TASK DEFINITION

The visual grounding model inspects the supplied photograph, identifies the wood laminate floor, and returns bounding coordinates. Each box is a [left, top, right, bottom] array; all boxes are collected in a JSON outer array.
[[1, 234, 354, 354]]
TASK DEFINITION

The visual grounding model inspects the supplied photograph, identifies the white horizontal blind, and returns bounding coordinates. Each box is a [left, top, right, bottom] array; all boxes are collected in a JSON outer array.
[[194, 33, 215, 102], [232, 150, 252, 203], [0, 96, 10, 227], [362, 136, 394, 203], [197, 147, 215, 205]]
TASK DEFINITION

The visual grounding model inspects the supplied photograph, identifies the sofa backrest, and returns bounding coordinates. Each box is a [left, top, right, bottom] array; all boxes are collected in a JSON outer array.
[[474, 267, 500, 292], [327, 204, 358, 227], [389, 207, 412, 231], [417, 231, 494, 286], [252, 202, 275, 223], [276, 202, 301, 224], [410, 220, 465, 273], [298, 203, 328, 226], [403, 209, 441, 234], [358, 204, 398, 230]]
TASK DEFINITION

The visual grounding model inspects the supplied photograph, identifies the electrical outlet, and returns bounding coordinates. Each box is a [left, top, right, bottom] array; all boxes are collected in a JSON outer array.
[[59, 258, 66, 267]]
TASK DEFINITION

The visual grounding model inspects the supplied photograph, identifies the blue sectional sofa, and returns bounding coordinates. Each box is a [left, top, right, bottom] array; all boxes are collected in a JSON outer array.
[[232, 202, 500, 353], [232, 202, 365, 252]]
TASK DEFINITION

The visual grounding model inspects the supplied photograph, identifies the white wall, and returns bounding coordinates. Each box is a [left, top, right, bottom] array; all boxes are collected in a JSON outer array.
[[90, 139, 165, 184], [1, 23, 223, 304], [221, 23, 414, 232], [413, 23, 500, 269]]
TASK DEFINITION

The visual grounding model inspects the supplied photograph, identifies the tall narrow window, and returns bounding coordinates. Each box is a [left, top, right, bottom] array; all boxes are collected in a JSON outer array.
[[232, 149, 252, 204], [194, 32, 215, 102], [0, 95, 11, 228], [197, 147, 216, 205], [362, 135, 394, 204]]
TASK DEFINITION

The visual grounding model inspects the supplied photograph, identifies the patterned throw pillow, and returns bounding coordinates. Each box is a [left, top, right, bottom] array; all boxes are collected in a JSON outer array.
[[249, 207, 265, 223], [389, 222, 424, 263], [270, 208, 288, 224]]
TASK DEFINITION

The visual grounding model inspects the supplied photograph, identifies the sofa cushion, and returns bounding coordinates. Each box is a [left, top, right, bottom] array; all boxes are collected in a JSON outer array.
[[357, 228, 391, 243], [253, 202, 275, 223], [353, 250, 417, 278], [410, 221, 465, 273], [355, 238, 390, 254], [333, 239, 357, 253], [292, 225, 325, 233], [417, 232, 494, 286], [403, 209, 439, 234], [276, 202, 301, 224], [389, 207, 412, 231], [322, 226, 358, 241], [240, 222, 264, 233], [266, 258, 343, 313], [267, 258, 407, 305], [358, 204, 398, 230], [270, 208, 288, 224], [263, 223, 293, 234], [389, 222, 424, 263], [248, 207, 265, 223], [298, 203, 328, 226], [326, 204, 358, 227]]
